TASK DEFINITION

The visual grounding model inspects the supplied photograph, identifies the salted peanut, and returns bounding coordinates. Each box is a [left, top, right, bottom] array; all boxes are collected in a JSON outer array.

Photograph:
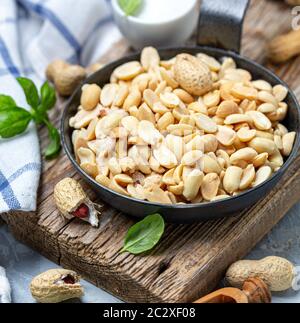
[[123, 90, 142, 111], [153, 144, 178, 169], [201, 134, 219, 153], [113, 84, 129, 107], [181, 150, 203, 166], [132, 73, 150, 92], [69, 105, 101, 129], [172, 104, 190, 121], [165, 135, 185, 161], [109, 178, 130, 196], [230, 147, 258, 165], [114, 174, 133, 187], [237, 127, 256, 142], [252, 80, 272, 92], [282, 132, 296, 156], [257, 91, 278, 107], [199, 155, 222, 174], [269, 148, 284, 167], [249, 137, 276, 155], [231, 84, 258, 100], [157, 112, 174, 131], [257, 103, 276, 114], [81, 84, 101, 111], [219, 57, 236, 76], [162, 168, 176, 186], [149, 156, 165, 174], [275, 103, 288, 122], [110, 127, 128, 139], [186, 135, 205, 152], [100, 84, 119, 107], [188, 101, 208, 115], [137, 103, 156, 124], [255, 130, 274, 140], [240, 165, 256, 190], [114, 61, 143, 81], [143, 89, 160, 109], [160, 92, 180, 108], [203, 90, 221, 108], [220, 82, 239, 102], [274, 135, 283, 150], [77, 147, 96, 165], [121, 116, 139, 136], [168, 182, 184, 196], [216, 150, 230, 168], [253, 166, 272, 187], [216, 126, 236, 146], [224, 114, 252, 125], [127, 184, 146, 200], [83, 118, 97, 141], [141, 47, 160, 70], [276, 124, 289, 137], [174, 54, 213, 96], [167, 124, 194, 136], [211, 195, 230, 202], [179, 116, 196, 128], [246, 111, 272, 131], [173, 164, 184, 184], [152, 102, 169, 114], [96, 154, 109, 177], [96, 174, 111, 188], [240, 99, 257, 112], [128, 106, 139, 118], [144, 174, 163, 189], [224, 68, 252, 82], [216, 100, 239, 119], [194, 113, 217, 133], [107, 157, 122, 175], [273, 85, 288, 102], [173, 88, 194, 104], [223, 166, 243, 194], [201, 173, 220, 201], [145, 185, 172, 204], [183, 169, 204, 201], [95, 113, 125, 139], [80, 162, 98, 178], [138, 120, 162, 145], [160, 67, 179, 89], [154, 81, 167, 95], [118, 157, 135, 174], [253, 153, 268, 168], [197, 53, 221, 72]]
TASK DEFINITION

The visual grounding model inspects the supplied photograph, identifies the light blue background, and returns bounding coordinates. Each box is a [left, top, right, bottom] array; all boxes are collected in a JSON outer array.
[[1, 203, 300, 303]]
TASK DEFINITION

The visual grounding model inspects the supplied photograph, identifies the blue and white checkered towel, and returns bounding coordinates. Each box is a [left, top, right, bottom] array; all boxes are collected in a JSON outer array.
[[0, 0, 121, 214]]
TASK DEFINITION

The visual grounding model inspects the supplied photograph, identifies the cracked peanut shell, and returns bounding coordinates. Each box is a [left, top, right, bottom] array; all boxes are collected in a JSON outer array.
[[30, 269, 84, 303]]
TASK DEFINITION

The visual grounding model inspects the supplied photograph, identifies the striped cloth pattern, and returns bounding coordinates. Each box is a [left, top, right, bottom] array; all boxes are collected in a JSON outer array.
[[0, 0, 121, 213]]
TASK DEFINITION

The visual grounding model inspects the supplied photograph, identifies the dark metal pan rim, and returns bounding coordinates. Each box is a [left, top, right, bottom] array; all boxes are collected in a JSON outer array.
[[61, 45, 300, 211]]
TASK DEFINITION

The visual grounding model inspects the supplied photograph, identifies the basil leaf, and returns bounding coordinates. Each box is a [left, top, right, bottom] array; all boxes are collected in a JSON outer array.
[[17, 77, 40, 110], [121, 214, 165, 255], [0, 108, 32, 138], [44, 122, 61, 160], [39, 81, 56, 113], [0, 95, 16, 110], [118, 0, 142, 16]]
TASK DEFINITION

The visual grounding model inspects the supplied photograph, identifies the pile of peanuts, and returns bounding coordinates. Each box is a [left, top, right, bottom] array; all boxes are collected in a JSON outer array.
[[70, 47, 296, 204]]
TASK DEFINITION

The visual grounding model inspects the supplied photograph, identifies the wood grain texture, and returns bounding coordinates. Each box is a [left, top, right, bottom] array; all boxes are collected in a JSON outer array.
[[3, 0, 300, 303]]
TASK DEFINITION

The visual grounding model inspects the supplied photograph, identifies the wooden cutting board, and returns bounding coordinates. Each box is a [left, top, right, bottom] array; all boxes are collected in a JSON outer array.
[[2, 0, 300, 303]]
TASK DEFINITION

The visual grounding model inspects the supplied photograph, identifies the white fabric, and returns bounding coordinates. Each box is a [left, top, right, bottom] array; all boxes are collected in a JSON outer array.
[[0, 266, 11, 303], [0, 0, 121, 213]]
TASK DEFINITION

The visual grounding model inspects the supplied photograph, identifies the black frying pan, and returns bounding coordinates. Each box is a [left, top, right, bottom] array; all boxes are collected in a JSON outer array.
[[61, 0, 300, 223]]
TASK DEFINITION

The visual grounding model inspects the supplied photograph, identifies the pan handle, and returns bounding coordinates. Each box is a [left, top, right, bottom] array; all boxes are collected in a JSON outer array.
[[197, 0, 249, 53]]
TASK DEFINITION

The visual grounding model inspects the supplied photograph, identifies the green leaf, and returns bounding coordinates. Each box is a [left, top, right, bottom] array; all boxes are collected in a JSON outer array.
[[44, 121, 61, 160], [0, 95, 17, 110], [118, 0, 142, 16], [39, 81, 56, 113], [0, 108, 32, 138], [121, 214, 165, 255], [17, 77, 40, 110]]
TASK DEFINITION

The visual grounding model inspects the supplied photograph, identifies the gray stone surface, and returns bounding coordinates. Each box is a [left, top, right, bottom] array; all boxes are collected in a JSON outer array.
[[1, 203, 300, 303]]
